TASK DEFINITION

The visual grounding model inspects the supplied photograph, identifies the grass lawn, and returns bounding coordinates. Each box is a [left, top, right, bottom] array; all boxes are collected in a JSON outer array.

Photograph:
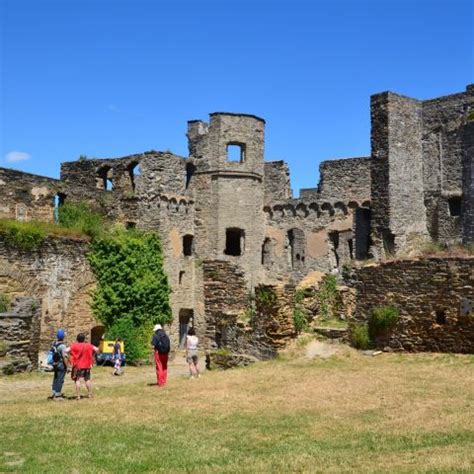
[[0, 343, 473, 473]]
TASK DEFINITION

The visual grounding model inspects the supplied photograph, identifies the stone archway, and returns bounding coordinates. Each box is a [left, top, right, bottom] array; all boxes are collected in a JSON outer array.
[[0, 260, 43, 298]]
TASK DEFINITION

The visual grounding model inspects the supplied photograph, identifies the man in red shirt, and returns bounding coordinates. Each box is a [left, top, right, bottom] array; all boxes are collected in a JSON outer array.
[[64, 333, 99, 400]]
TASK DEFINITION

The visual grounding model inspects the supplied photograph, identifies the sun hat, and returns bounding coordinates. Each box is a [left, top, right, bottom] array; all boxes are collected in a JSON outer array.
[[56, 329, 65, 339], [153, 324, 162, 331]]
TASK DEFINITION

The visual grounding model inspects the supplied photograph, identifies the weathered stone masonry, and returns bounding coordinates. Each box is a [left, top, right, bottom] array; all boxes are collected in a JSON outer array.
[[352, 258, 474, 353], [1, 84, 474, 361]]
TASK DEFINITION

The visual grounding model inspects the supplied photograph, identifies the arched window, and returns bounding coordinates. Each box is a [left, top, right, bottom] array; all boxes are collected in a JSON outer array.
[[183, 235, 194, 256], [97, 166, 113, 191], [128, 162, 141, 192], [53, 193, 66, 223], [287, 228, 305, 269]]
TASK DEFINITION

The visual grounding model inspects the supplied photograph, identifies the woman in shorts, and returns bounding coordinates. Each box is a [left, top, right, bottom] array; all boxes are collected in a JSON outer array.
[[185, 327, 200, 379]]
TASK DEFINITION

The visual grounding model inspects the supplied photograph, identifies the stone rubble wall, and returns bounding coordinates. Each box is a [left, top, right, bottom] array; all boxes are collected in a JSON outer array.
[[316, 157, 371, 203], [351, 257, 474, 353], [0, 297, 41, 373], [0, 168, 60, 223], [0, 235, 99, 354], [203, 261, 296, 359], [264, 161, 292, 204]]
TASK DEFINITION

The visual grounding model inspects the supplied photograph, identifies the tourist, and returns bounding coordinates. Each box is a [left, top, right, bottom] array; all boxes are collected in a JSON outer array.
[[64, 333, 99, 400], [112, 337, 123, 376], [151, 324, 170, 387], [50, 329, 68, 401], [185, 327, 200, 379]]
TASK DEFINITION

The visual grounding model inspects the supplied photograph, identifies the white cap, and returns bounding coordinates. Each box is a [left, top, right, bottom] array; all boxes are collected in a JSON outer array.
[[153, 324, 162, 331]]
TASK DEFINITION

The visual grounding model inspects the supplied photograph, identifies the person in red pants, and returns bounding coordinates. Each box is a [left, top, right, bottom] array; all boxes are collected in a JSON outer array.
[[151, 324, 170, 386]]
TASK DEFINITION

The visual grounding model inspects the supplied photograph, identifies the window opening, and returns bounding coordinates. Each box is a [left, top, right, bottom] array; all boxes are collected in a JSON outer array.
[[183, 235, 194, 256], [329, 231, 340, 268], [53, 193, 66, 223], [261, 238, 271, 265], [448, 197, 461, 217], [128, 162, 141, 192], [126, 222, 136, 230], [185, 162, 196, 189], [97, 166, 113, 191], [288, 228, 306, 269], [179, 309, 194, 348], [179, 271, 185, 285], [225, 228, 245, 256], [436, 310, 447, 325], [227, 143, 246, 163]]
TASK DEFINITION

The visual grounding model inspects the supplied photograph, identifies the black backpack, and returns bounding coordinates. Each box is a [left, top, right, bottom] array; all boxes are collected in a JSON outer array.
[[154, 332, 170, 354], [47, 342, 63, 365]]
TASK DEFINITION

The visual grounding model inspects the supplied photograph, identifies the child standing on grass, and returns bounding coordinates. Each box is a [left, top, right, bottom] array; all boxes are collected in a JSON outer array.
[[112, 337, 123, 376], [185, 327, 200, 379]]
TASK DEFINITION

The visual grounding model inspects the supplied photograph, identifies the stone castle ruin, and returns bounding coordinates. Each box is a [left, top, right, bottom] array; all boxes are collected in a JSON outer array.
[[1, 84, 474, 369]]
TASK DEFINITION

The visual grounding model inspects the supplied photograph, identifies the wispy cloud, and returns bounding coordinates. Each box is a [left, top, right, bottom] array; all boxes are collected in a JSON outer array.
[[107, 104, 119, 112], [5, 151, 31, 163]]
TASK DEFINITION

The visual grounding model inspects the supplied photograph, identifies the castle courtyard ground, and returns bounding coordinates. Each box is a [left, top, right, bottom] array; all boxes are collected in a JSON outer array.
[[0, 343, 473, 473]]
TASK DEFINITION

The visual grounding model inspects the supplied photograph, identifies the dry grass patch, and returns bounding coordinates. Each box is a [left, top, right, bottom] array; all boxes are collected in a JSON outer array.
[[0, 347, 473, 472]]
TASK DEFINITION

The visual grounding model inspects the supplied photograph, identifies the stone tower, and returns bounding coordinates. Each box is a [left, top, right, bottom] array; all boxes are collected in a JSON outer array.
[[187, 113, 266, 289]]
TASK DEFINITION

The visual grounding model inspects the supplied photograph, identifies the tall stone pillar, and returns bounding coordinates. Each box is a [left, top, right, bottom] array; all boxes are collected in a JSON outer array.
[[370, 92, 428, 257]]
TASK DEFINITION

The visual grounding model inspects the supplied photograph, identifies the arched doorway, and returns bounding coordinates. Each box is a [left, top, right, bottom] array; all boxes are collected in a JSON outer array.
[[91, 325, 105, 347]]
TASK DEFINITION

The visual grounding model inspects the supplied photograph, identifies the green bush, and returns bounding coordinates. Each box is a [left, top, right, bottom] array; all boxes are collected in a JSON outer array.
[[58, 202, 106, 238], [88, 229, 171, 362], [255, 287, 277, 308], [0, 220, 46, 251], [293, 307, 308, 334], [350, 323, 371, 350], [319, 274, 338, 319], [0, 294, 10, 313], [369, 306, 400, 339], [106, 317, 153, 364]]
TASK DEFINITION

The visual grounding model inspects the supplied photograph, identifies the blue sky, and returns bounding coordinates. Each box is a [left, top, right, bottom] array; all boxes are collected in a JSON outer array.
[[1, 0, 472, 195]]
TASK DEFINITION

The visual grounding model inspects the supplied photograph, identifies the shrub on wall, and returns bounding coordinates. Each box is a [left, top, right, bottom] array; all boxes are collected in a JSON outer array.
[[0, 220, 46, 251], [58, 202, 106, 239], [0, 294, 11, 313], [88, 229, 171, 363], [319, 274, 338, 319], [368, 305, 400, 346]]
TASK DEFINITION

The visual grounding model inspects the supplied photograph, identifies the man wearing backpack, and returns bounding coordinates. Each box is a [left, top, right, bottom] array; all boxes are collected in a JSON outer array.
[[49, 329, 68, 401], [151, 324, 170, 387]]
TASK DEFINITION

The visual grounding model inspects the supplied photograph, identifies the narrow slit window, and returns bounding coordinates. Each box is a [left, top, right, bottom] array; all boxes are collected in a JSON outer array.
[[183, 235, 194, 256]]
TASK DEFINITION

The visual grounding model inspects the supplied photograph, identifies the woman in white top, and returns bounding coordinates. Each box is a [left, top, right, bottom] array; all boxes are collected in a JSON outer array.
[[185, 327, 200, 379]]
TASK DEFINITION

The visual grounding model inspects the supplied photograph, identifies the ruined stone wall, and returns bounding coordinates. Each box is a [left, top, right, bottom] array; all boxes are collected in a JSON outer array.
[[422, 86, 474, 245], [0, 168, 60, 222], [263, 198, 365, 281], [264, 161, 292, 204], [370, 92, 428, 256], [462, 122, 474, 243], [317, 157, 371, 203], [0, 297, 41, 373], [352, 258, 474, 353], [202, 261, 295, 358], [0, 235, 99, 356]]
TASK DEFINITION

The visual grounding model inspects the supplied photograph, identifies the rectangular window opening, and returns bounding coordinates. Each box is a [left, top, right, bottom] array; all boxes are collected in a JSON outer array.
[[225, 228, 245, 256], [448, 197, 462, 217], [227, 143, 246, 163]]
